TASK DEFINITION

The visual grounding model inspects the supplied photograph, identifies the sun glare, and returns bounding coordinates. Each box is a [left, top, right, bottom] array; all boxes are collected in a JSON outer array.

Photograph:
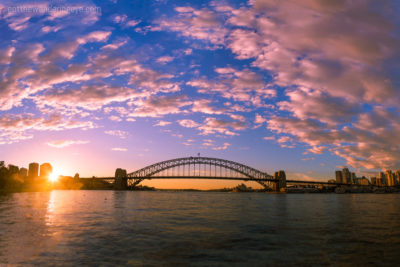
[[49, 172, 60, 182]]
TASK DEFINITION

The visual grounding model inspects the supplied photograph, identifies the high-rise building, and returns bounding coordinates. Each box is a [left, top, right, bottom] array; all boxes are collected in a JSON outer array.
[[19, 167, 28, 178], [378, 172, 385, 185], [357, 176, 370, 186], [351, 172, 357, 184], [394, 170, 400, 185], [342, 167, 351, 184], [40, 163, 53, 179], [28, 162, 39, 179], [8, 164, 19, 174], [335, 170, 343, 184], [385, 170, 394, 187]]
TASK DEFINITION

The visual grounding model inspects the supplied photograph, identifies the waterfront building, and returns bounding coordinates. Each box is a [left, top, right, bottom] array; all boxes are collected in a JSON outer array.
[[385, 170, 394, 187], [335, 170, 343, 183], [19, 168, 28, 178], [8, 164, 19, 174], [40, 163, 53, 179], [394, 170, 400, 185], [378, 172, 386, 185], [342, 167, 351, 184], [28, 163, 39, 179], [351, 172, 357, 184], [357, 177, 370, 186], [370, 177, 377, 185]]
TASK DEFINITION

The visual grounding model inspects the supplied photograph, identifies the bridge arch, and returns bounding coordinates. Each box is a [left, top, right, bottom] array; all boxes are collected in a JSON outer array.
[[126, 156, 275, 189]]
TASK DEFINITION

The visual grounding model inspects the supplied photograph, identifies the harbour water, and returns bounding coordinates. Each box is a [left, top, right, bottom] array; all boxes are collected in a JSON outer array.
[[1, 191, 400, 266]]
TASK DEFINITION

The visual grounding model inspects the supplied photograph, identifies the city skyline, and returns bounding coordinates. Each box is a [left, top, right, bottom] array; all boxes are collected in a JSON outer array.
[[0, 0, 399, 188]]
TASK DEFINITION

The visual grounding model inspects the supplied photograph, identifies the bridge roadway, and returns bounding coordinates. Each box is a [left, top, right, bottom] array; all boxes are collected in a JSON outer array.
[[81, 176, 344, 186]]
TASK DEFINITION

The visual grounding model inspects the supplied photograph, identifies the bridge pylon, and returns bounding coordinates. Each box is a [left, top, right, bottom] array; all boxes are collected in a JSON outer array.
[[273, 171, 286, 192], [114, 168, 128, 190]]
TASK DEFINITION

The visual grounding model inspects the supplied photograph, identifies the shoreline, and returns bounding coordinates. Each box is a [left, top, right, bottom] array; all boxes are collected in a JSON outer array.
[[2, 186, 400, 194]]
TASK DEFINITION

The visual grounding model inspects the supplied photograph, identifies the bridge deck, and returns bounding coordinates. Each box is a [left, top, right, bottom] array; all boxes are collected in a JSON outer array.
[[81, 176, 346, 186]]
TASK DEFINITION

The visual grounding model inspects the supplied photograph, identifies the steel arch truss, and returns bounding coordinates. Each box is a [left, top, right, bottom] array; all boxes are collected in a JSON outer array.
[[127, 157, 275, 189]]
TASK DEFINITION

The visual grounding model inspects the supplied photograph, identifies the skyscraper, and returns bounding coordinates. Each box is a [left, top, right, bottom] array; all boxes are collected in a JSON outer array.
[[40, 163, 53, 179], [8, 164, 19, 175], [394, 170, 400, 185], [342, 167, 351, 184], [351, 172, 357, 184], [378, 172, 385, 186], [335, 170, 343, 184], [28, 163, 39, 178], [385, 170, 394, 187]]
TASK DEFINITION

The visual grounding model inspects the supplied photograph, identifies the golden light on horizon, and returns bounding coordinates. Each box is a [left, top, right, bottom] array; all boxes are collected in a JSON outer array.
[[49, 172, 60, 182]]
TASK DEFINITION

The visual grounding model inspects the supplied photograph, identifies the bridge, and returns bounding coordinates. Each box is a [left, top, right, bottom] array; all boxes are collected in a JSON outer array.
[[85, 156, 338, 192]]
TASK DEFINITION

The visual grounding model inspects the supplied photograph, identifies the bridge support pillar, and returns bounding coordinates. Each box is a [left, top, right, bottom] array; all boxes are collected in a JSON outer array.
[[273, 170, 286, 192], [114, 168, 128, 190]]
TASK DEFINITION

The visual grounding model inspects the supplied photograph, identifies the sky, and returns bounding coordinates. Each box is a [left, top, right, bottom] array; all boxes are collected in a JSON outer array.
[[0, 0, 399, 188]]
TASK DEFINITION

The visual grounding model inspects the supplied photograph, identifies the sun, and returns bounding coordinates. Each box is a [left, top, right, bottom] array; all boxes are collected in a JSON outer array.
[[49, 172, 60, 182]]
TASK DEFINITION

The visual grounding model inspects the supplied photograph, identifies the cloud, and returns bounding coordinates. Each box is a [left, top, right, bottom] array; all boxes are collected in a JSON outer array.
[[212, 142, 231, 150], [178, 117, 247, 136], [130, 95, 191, 117], [0, 113, 95, 145], [156, 7, 228, 46], [160, 1, 400, 170], [0, 39, 181, 122], [191, 99, 226, 114], [178, 119, 200, 128], [112, 14, 140, 28], [47, 140, 89, 148], [229, 114, 246, 122], [278, 88, 361, 126], [156, 56, 174, 64], [101, 40, 128, 50], [126, 20, 141, 27], [113, 14, 128, 24], [104, 130, 129, 139], [154, 121, 172, 127], [263, 136, 275, 141], [41, 31, 111, 60], [111, 147, 128, 151], [201, 139, 231, 150], [187, 67, 275, 103], [254, 114, 267, 127], [0, 113, 95, 132], [198, 117, 246, 136], [39, 84, 140, 111]]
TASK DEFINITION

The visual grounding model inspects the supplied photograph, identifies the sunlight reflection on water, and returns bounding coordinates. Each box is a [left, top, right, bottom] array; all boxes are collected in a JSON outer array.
[[1, 191, 400, 266]]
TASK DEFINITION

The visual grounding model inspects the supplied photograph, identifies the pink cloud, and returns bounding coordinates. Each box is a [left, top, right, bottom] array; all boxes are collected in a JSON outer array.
[[198, 117, 246, 136], [156, 56, 174, 64], [47, 140, 89, 148], [131, 95, 191, 117], [178, 119, 200, 128], [0, 113, 95, 145], [154, 121, 172, 127]]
